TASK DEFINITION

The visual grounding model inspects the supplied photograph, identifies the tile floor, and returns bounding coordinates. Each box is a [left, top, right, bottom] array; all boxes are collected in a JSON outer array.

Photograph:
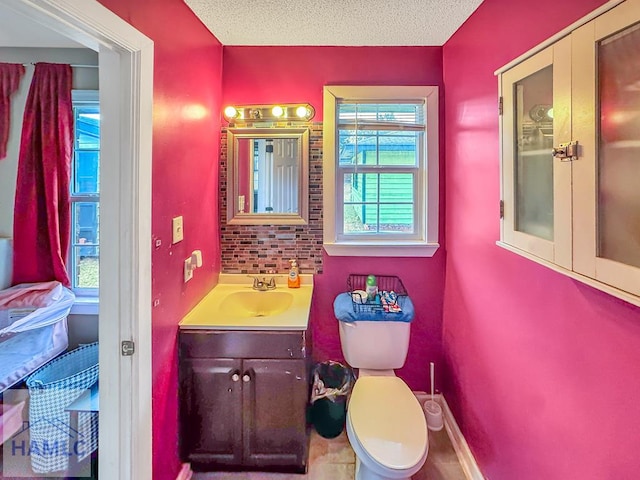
[[193, 426, 468, 480]]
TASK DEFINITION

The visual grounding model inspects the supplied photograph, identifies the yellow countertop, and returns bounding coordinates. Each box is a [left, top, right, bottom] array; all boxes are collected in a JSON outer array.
[[179, 273, 314, 331]]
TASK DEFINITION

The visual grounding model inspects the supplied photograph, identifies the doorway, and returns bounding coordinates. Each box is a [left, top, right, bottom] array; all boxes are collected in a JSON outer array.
[[2, 1, 153, 479]]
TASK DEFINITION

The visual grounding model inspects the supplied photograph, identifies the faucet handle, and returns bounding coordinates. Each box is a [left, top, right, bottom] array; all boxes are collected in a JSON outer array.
[[248, 273, 278, 290], [248, 275, 272, 290]]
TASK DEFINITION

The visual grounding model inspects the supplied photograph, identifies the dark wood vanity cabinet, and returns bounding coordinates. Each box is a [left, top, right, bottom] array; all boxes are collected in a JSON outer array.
[[179, 329, 310, 473]]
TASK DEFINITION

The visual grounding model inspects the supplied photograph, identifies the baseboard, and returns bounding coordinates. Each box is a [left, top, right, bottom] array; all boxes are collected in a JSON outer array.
[[414, 391, 485, 480], [175, 463, 192, 480]]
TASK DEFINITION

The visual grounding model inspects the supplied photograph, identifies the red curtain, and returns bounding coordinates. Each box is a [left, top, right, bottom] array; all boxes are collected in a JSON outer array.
[[12, 63, 73, 287], [0, 63, 26, 160]]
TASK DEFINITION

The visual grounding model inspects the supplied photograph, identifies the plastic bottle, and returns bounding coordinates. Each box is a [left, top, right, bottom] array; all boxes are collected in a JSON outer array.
[[288, 259, 301, 288], [366, 275, 377, 301]]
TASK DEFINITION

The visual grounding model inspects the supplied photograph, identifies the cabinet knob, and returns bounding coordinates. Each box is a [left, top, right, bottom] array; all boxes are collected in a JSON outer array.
[[242, 374, 251, 383], [231, 373, 240, 382]]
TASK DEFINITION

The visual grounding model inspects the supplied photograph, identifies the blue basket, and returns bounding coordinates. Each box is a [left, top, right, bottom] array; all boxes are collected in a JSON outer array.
[[26, 342, 99, 473]]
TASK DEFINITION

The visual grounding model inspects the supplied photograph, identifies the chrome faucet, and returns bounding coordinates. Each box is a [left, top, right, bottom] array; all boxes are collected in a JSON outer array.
[[251, 276, 276, 291]]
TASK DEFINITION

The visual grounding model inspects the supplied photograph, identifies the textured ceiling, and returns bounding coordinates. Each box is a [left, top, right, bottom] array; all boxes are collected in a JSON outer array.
[[185, 0, 484, 46]]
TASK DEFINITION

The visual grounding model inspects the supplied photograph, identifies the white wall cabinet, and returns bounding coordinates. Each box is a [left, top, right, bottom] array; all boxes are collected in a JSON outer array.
[[498, 0, 640, 305]]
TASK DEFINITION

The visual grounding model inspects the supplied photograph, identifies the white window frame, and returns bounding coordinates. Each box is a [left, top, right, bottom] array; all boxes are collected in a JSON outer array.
[[323, 86, 439, 257], [69, 90, 100, 314]]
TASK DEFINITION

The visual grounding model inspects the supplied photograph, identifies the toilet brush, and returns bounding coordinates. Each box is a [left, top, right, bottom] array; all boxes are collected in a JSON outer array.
[[430, 361, 435, 403], [423, 362, 444, 431]]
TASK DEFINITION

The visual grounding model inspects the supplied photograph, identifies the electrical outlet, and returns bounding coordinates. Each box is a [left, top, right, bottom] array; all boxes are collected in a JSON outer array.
[[172, 216, 184, 244], [184, 258, 193, 283]]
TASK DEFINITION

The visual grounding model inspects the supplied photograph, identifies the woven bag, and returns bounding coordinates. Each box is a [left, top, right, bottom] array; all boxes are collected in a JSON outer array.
[[26, 342, 98, 473]]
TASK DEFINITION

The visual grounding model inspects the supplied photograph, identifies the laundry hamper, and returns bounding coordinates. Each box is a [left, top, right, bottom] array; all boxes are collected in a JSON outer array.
[[26, 342, 99, 474]]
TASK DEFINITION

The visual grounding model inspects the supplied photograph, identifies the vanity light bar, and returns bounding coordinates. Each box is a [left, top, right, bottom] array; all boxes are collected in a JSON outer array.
[[223, 103, 315, 123]]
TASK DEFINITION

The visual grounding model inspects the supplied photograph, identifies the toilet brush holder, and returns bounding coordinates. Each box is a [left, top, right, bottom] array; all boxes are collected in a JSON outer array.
[[423, 399, 444, 431]]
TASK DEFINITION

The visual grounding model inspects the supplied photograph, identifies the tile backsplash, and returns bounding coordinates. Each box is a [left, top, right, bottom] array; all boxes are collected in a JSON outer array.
[[220, 123, 323, 275]]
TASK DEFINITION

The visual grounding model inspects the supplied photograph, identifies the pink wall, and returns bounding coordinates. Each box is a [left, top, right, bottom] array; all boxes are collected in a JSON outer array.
[[442, 1, 640, 479], [223, 46, 445, 390], [223, 47, 442, 123], [97, 2, 222, 479]]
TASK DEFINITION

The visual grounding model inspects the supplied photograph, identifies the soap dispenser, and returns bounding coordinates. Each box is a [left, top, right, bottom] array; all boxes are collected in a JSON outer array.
[[288, 259, 300, 288]]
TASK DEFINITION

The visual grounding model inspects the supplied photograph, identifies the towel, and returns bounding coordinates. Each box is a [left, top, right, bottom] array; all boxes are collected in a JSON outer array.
[[0, 282, 72, 333], [0, 281, 64, 309], [334, 292, 415, 323]]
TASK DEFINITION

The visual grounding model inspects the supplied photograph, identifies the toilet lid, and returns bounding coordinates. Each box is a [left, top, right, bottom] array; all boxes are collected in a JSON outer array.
[[348, 376, 427, 470]]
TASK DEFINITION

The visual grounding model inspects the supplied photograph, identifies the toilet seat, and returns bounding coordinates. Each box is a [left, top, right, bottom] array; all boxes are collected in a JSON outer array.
[[347, 376, 428, 470]]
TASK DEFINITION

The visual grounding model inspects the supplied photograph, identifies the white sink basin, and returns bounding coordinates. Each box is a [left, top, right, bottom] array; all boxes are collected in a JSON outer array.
[[179, 274, 314, 330]]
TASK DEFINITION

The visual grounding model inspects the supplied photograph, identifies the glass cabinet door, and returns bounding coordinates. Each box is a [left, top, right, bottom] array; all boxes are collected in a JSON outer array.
[[499, 0, 640, 304], [572, 3, 640, 297], [500, 38, 572, 268], [514, 65, 554, 241], [598, 24, 640, 268]]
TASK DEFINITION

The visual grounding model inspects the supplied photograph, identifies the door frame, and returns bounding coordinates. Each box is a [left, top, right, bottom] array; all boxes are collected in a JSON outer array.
[[4, 1, 154, 479]]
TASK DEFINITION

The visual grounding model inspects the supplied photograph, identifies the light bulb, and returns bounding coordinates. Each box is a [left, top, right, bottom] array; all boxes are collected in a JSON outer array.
[[224, 106, 238, 119], [296, 106, 309, 119], [272, 105, 284, 117]]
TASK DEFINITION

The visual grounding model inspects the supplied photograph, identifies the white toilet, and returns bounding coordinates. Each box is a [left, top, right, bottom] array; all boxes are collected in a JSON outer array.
[[339, 319, 428, 480]]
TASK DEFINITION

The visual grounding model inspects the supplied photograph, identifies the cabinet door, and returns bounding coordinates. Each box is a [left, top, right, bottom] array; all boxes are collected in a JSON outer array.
[[572, 0, 640, 296], [501, 37, 572, 268], [242, 359, 308, 470], [181, 358, 243, 467]]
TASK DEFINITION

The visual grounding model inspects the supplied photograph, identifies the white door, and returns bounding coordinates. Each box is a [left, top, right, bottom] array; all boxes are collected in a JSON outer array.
[[273, 138, 299, 213], [255, 139, 271, 213]]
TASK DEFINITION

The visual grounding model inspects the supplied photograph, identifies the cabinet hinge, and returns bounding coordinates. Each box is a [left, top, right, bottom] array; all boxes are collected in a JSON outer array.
[[500, 200, 504, 219], [498, 96, 503, 116], [121, 340, 135, 356]]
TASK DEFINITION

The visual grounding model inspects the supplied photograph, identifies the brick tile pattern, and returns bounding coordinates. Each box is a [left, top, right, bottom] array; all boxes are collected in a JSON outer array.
[[220, 123, 324, 275]]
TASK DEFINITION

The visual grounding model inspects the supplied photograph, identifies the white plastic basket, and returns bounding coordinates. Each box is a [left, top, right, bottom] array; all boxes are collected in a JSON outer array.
[[26, 342, 99, 473]]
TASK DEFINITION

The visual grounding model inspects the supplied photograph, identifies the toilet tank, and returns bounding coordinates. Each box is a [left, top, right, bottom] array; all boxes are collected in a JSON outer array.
[[339, 320, 411, 370], [0, 237, 12, 290]]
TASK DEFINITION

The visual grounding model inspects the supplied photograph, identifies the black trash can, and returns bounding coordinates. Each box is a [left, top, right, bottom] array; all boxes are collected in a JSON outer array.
[[309, 361, 353, 439]]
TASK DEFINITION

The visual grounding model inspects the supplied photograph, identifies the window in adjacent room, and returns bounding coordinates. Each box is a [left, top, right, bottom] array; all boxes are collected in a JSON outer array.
[[70, 90, 100, 294], [323, 86, 439, 257]]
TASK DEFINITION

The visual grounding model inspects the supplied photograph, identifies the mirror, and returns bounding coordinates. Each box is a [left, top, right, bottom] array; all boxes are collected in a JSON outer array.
[[227, 127, 309, 225]]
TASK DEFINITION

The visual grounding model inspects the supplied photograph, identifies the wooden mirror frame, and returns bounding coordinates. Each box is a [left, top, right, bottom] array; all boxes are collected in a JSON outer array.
[[226, 127, 310, 225]]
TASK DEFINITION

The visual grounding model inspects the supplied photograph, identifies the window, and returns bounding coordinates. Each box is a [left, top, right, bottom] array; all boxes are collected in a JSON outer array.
[[323, 86, 439, 257], [70, 90, 100, 295]]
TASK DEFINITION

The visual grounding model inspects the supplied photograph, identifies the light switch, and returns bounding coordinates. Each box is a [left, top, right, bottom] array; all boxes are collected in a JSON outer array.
[[172, 216, 184, 244], [184, 257, 193, 283]]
